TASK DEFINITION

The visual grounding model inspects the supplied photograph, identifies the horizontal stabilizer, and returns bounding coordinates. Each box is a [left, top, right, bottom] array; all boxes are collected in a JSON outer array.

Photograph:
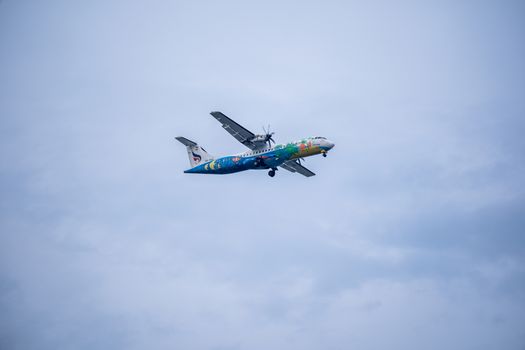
[[175, 136, 197, 147]]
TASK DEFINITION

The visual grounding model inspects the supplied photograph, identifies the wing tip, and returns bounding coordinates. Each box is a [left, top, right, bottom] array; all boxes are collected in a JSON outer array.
[[210, 111, 224, 117]]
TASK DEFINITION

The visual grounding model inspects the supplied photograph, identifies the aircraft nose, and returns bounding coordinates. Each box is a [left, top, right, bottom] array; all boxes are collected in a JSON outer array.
[[326, 140, 335, 149]]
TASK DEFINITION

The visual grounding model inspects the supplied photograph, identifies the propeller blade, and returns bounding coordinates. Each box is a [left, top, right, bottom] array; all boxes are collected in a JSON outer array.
[[262, 124, 275, 148]]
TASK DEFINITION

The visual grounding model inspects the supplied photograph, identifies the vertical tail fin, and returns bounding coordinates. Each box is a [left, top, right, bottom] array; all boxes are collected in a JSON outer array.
[[175, 137, 214, 168]]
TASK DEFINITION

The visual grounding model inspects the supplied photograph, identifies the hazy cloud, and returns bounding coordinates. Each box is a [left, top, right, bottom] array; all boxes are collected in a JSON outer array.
[[1, 0, 524, 349]]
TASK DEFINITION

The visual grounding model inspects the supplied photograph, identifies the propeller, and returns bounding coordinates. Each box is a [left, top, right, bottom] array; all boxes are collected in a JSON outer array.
[[262, 125, 275, 148]]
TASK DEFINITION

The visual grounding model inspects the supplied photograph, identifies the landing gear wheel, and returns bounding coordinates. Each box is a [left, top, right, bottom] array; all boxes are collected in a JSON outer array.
[[268, 169, 276, 177], [323, 153, 327, 157]]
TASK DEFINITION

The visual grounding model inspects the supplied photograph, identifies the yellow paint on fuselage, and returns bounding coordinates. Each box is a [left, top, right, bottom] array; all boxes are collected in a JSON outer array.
[[291, 145, 322, 159]]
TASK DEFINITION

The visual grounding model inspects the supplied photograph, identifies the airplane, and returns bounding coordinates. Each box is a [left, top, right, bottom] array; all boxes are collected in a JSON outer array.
[[175, 111, 335, 177]]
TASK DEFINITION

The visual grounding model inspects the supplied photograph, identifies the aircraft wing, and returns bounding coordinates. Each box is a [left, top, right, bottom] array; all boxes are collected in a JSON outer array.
[[210, 111, 259, 150], [279, 160, 316, 177]]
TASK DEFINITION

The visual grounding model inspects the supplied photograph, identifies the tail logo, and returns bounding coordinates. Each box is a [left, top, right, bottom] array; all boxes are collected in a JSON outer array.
[[192, 151, 202, 163]]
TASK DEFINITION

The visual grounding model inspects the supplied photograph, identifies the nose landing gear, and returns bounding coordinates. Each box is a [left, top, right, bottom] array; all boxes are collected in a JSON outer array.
[[322, 150, 328, 157], [268, 169, 276, 177]]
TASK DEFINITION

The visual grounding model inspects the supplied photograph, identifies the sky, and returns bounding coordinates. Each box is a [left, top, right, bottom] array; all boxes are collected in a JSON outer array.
[[1, 0, 524, 349]]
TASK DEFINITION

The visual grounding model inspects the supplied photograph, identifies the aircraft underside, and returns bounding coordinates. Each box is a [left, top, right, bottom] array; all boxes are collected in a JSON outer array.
[[184, 154, 285, 175]]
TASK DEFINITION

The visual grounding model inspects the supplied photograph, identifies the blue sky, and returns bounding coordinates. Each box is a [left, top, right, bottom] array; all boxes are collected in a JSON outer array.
[[1, 0, 524, 349]]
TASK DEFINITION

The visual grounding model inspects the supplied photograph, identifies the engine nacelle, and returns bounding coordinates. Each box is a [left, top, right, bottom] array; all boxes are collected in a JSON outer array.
[[250, 134, 268, 143]]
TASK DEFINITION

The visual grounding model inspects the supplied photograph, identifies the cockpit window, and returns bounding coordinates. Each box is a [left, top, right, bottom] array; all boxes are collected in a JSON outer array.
[[313, 137, 327, 140]]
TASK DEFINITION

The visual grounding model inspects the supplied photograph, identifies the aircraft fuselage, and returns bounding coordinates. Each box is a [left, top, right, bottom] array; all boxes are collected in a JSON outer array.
[[184, 137, 334, 175]]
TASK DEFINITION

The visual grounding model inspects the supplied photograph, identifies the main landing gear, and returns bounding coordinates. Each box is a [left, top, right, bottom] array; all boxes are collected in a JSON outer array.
[[268, 169, 276, 177]]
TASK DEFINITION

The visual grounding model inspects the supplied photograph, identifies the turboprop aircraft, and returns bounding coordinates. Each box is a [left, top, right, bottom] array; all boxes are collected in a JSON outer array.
[[175, 111, 334, 177]]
